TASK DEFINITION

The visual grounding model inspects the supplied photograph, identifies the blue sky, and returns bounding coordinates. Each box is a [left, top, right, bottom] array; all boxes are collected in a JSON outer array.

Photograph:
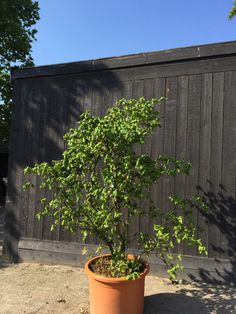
[[32, 0, 236, 66]]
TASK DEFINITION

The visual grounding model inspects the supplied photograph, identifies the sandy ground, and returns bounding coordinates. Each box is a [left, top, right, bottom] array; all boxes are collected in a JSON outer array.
[[0, 262, 236, 314]]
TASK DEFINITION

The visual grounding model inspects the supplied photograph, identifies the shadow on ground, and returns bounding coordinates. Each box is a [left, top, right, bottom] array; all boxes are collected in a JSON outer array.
[[0, 260, 8, 269], [144, 283, 236, 314]]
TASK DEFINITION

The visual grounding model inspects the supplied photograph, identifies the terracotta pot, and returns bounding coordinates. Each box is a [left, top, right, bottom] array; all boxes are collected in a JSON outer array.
[[85, 254, 149, 314]]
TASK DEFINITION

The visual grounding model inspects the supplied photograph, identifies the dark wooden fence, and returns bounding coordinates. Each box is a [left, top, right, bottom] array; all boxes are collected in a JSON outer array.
[[0, 144, 8, 207], [4, 41, 236, 284]]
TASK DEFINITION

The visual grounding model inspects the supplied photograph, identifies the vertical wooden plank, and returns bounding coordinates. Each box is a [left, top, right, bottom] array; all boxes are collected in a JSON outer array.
[[121, 80, 132, 99], [41, 79, 67, 242], [174, 76, 189, 254], [220, 71, 236, 260], [84, 85, 103, 245], [198, 73, 213, 256], [57, 83, 81, 244], [34, 84, 49, 241], [63, 78, 83, 134], [175, 76, 188, 168], [139, 80, 154, 236], [129, 80, 144, 248], [25, 79, 44, 239], [74, 83, 89, 244], [73, 84, 92, 244], [119, 80, 133, 247], [207, 72, 224, 258], [112, 81, 122, 106], [101, 82, 113, 116], [19, 81, 34, 239], [33, 177, 44, 240], [151, 78, 166, 233], [185, 74, 201, 256], [4, 80, 26, 261], [57, 81, 92, 243], [161, 77, 177, 225], [83, 84, 93, 113], [40, 81, 54, 242], [132, 80, 144, 99]]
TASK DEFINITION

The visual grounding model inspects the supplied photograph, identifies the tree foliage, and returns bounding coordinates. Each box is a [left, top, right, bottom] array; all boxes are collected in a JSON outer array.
[[24, 98, 207, 281], [229, 1, 236, 19], [0, 0, 40, 143]]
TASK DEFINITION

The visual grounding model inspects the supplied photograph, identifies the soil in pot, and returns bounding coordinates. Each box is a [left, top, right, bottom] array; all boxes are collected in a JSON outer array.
[[89, 255, 145, 278]]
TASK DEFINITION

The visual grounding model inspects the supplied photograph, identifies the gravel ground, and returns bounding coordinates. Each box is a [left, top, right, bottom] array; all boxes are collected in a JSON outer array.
[[0, 262, 235, 314]]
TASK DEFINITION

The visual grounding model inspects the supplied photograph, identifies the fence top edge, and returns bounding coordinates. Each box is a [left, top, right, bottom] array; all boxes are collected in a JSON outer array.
[[11, 41, 236, 81]]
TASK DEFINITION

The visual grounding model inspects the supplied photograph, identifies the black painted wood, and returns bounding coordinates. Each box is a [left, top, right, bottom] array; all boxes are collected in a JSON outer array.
[[12, 41, 236, 80], [208, 72, 224, 258], [6, 42, 236, 283], [18, 238, 236, 285], [185, 74, 202, 256]]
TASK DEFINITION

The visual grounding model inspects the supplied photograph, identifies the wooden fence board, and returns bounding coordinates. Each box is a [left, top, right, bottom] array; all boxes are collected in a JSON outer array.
[[221, 71, 236, 261], [208, 72, 224, 258], [162, 77, 177, 226], [185, 74, 202, 256], [198, 73, 213, 256]]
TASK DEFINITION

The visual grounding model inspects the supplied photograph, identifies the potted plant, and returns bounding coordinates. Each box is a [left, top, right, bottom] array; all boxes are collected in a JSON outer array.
[[24, 97, 207, 314]]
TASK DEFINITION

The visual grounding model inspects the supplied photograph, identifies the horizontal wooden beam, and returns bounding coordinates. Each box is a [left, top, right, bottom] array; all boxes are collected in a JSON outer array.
[[12, 41, 236, 80], [18, 238, 235, 285]]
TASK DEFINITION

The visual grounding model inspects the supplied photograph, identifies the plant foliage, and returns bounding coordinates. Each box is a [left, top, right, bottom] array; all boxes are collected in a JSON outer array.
[[24, 97, 207, 281]]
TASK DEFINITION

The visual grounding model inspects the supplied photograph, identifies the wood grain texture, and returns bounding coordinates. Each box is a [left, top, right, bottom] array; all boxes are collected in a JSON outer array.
[[208, 72, 224, 258], [7, 44, 236, 276], [161, 77, 177, 225], [198, 73, 213, 256], [185, 74, 201, 256], [221, 71, 236, 260]]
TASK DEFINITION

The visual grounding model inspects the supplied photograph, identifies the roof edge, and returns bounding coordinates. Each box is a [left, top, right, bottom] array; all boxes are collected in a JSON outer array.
[[12, 41, 236, 80]]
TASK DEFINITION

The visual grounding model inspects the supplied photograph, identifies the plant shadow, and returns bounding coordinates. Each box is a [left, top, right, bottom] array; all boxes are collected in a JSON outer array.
[[189, 182, 236, 286], [144, 283, 236, 313]]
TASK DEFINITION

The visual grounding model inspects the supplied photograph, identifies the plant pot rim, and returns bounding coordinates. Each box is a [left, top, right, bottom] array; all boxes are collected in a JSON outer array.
[[85, 253, 149, 284]]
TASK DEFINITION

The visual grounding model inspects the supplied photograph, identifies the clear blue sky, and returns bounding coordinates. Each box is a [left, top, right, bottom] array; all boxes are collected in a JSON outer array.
[[32, 0, 236, 66]]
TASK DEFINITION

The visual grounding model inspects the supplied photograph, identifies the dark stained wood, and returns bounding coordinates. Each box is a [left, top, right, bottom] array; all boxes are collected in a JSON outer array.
[[19, 82, 33, 239], [198, 73, 213, 256], [3, 80, 26, 261], [18, 238, 236, 284], [185, 74, 202, 256], [33, 83, 48, 241], [130, 80, 144, 248], [25, 80, 44, 239], [101, 82, 113, 116], [41, 83, 55, 242], [221, 71, 236, 260], [111, 81, 122, 106], [12, 41, 236, 80], [84, 85, 102, 245], [121, 80, 133, 99], [174, 76, 189, 254], [151, 78, 166, 233], [208, 72, 224, 258], [139, 79, 154, 236], [161, 77, 177, 230], [6, 42, 236, 279]]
